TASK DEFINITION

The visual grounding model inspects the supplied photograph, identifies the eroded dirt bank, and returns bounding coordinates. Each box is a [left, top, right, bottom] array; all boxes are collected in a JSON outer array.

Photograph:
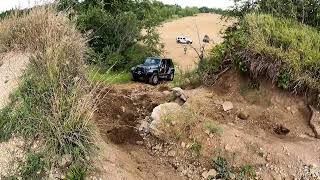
[[91, 71, 320, 180]]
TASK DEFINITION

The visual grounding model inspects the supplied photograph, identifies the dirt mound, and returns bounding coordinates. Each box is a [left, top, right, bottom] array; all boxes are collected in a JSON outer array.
[[95, 84, 166, 144], [92, 84, 185, 180]]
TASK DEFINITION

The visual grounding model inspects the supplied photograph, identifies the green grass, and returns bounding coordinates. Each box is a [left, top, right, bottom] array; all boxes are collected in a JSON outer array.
[[20, 153, 48, 179], [171, 68, 202, 89], [212, 156, 256, 179], [232, 13, 320, 92], [204, 122, 223, 136], [189, 140, 202, 156], [87, 66, 131, 84]]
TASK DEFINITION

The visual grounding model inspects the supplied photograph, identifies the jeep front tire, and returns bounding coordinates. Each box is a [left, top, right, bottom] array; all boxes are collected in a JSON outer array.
[[149, 73, 159, 85]]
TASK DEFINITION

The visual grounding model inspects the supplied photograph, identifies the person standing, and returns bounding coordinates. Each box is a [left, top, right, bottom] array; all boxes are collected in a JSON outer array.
[[184, 46, 187, 55]]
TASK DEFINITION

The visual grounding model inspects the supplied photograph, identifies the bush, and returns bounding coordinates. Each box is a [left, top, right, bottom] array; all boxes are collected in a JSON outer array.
[[213, 156, 232, 179], [202, 44, 225, 74], [230, 0, 320, 29]]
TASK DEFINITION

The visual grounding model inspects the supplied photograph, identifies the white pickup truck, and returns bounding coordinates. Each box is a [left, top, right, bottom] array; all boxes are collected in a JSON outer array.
[[176, 36, 193, 44]]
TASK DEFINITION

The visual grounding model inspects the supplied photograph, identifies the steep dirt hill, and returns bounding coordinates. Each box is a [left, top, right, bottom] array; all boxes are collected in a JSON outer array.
[[157, 13, 232, 70]]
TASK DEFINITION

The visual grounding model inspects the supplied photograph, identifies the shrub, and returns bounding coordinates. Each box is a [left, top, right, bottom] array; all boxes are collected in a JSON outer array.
[[213, 156, 232, 179], [202, 44, 225, 74]]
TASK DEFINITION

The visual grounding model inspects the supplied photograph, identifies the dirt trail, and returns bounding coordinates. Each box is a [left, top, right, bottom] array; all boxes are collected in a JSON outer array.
[[157, 13, 232, 70], [0, 52, 29, 109], [92, 14, 319, 180]]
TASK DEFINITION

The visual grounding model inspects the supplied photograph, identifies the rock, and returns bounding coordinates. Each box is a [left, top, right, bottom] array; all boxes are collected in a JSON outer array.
[[309, 106, 320, 139], [139, 120, 150, 133], [4, 80, 8, 84], [181, 142, 186, 148], [153, 144, 162, 151], [171, 121, 177, 126], [202, 169, 217, 179], [121, 106, 126, 113], [172, 87, 184, 97], [136, 141, 144, 145], [180, 94, 188, 102], [150, 103, 182, 138], [172, 87, 188, 103], [222, 101, 233, 111], [59, 154, 72, 167], [238, 110, 249, 120], [167, 150, 176, 157], [204, 129, 210, 136], [230, 173, 236, 179]]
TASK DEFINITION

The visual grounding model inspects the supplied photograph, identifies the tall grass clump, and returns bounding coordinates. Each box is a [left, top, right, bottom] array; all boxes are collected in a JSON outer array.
[[225, 13, 320, 105], [0, 6, 97, 177]]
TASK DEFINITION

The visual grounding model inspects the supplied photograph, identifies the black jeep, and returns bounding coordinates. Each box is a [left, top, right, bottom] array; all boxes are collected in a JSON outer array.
[[131, 57, 175, 85]]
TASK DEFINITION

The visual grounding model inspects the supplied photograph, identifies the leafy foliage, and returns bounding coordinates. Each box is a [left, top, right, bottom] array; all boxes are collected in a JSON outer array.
[[57, 0, 200, 71], [230, 0, 320, 29], [213, 156, 233, 179]]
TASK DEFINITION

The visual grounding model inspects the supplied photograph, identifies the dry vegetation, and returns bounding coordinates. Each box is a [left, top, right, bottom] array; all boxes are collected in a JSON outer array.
[[0, 7, 97, 178]]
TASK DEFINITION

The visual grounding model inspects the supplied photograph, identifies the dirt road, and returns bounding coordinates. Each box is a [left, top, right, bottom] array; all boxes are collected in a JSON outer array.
[[157, 13, 232, 70]]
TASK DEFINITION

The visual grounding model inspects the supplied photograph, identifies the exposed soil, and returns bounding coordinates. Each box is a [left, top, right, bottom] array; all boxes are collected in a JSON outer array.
[[92, 70, 320, 180], [0, 52, 29, 109], [92, 83, 184, 180], [94, 83, 166, 145]]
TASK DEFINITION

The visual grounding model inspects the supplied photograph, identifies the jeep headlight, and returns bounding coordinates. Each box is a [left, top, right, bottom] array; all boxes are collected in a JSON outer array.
[[131, 67, 136, 71]]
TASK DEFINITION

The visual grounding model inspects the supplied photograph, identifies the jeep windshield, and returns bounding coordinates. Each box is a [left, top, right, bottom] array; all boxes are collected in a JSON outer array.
[[144, 58, 160, 66]]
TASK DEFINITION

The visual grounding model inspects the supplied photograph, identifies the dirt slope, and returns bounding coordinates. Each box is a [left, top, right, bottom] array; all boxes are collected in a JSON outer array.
[[157, 13, 232, 70]]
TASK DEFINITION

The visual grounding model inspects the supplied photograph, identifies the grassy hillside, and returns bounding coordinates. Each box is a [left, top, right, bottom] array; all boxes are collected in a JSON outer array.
[[0, 7, 96, 179], [223, 13, 320, 95]]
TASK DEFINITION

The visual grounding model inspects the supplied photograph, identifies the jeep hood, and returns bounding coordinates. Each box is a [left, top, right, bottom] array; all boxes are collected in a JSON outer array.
[[136, 64, 158, 69]]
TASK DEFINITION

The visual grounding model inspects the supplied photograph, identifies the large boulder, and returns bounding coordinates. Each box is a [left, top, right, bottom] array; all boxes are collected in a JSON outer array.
[[150, 103, 181, 138]]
